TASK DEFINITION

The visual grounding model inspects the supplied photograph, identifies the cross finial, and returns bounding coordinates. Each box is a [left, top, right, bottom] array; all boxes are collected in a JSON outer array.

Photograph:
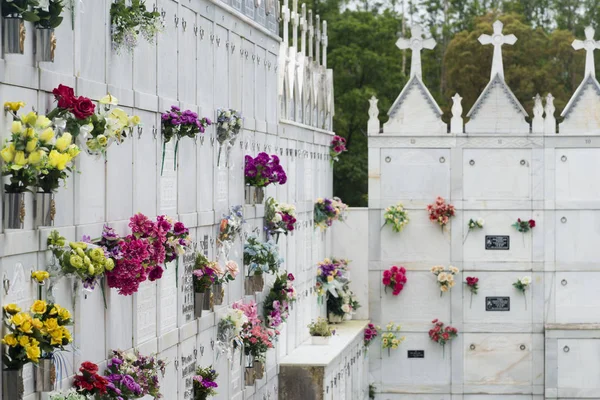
[[315, 14, 321, 65], [291, 0, 299, 48], [572, 26, 600, 78], [322, 21, 328, 68], [478, 20, 517, 80], [282, 0, 290, 45], [308, 10, 314, 59], [395, 24, 436, 79], [300, 4, 307, 55]]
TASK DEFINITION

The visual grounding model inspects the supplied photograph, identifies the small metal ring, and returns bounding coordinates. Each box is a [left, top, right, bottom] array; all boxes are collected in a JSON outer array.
[[520, 344, 526, 351], [439, 157, 445, 163], [561, 279, 567, 286], [520, 159, 526, 166], [470, 344, 476, 350], [469, 159, 475, 166], [561, 155, 567, 162], [563, 345, 570, 353], [385, 156, 391, 163], [561, 216, 567, 223]]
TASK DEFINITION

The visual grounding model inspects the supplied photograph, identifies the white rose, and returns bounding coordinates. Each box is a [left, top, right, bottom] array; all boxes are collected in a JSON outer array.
[[448, 266, 459, 274], [476, 218, 485, 227], [273, 213, 283, 223], [224, 111, 231, 118], [341, 304, 351, 313], [237, 118, 243, 126], [221, 122, 229, 130], [521, 276, 531, 285], [437, 272, 449, 282]]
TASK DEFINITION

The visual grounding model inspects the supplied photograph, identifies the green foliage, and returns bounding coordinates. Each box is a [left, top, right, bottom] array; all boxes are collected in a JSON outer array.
[[1, 0, 39, 21], [33, 0, 64, 29]]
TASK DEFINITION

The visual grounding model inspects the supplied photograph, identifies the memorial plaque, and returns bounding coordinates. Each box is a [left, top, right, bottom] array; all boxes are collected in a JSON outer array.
[[136, 281, 157, 345], [485, 235, 510, 250], [202, 235, 209, 257], [159, 261, 178, 335], [181, 351, 197, 400], [486, 296, 510, 311], [181, 247, 196, 323], [160, 141, 178, 215], [407, 350, 425, 359]]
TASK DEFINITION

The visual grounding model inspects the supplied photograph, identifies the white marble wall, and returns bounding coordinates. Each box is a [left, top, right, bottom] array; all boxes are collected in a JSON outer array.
[[0, 0, 334, 399]]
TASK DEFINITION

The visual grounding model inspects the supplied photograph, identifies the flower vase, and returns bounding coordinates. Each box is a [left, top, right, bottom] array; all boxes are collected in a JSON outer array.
[[202, 289, 211, 310], [35, 358, 56, 392], [244, 276, 254, 295], [344, 313, 352, 321], [253, 274, 265, 292], [3, 368, 24, 400], [253, 360, 265, 379], [34, 192, 56, 227], [244, 186, 265, 205], [328, 312, 343, 324], [212, 283, 224, 306], [216, 127, 229, 166], [3, 16, 25, 54], [35, 27, 56, 62], [4, 192, 26, 229], [244, 354, 256, 386], [194, 291, 206, 318], [311, 336, 330, 345]]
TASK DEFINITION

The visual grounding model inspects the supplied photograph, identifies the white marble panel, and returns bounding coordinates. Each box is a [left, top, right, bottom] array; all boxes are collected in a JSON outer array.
[[178, 335, 198, 400], [380, 148, 450, 201], [463, 149, 531, 200], [134, 280, 158, 346], [555, 148, 600, 202], [229, 31, 242, 111], [73, 284, 106, 365], [160, 140, 178, 215], [159, 345, 179, 399], [106, 128, 134, 221], [158, 260, 178, 336], [133, 110, 158, 216], [555, 272, 600, 323], [214, 24, 229, 108], [79, 0, 107, 86], [266, 51, 278, 125], [557, 339, 600, 392], [197, 15, 215, 111], [242, 38, 256, 124], [555, 211, 600, 265], [178, 6, 198, 105], [177, 135, 198, 213], [74, 149, 106, 225], [106, 283, 133, 351], [157, 0, 179, 100]]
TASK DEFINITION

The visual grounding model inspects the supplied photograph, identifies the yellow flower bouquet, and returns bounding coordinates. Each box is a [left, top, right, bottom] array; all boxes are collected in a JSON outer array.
[[2, 300, 73, 370]]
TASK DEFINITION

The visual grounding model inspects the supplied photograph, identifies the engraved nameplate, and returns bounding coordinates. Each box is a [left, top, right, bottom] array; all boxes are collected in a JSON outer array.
[[485, 235, 510, 250], [407, 350, 425, 358], [486, 296, 510, 311]]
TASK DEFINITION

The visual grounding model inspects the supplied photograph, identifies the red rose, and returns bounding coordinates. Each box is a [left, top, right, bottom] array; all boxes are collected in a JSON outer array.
[[442, 332, 450, 340], [72, 96, 96, 119], [383, 270, 391, 279], [382, 277, 391, 286], [528, 219, 536, 228], [432, 319, 438, 324], [390, 266, 398, 273], [52, 84, 76, 109], [399, 266, 406, 274], [80, 361, 99, 374]]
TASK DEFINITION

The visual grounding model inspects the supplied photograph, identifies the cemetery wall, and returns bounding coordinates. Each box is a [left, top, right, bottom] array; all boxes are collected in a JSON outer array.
[[0, 0, 335, 399]]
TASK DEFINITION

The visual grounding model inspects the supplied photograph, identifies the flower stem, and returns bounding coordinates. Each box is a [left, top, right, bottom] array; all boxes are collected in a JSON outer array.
[[470, 291, 473, 309]]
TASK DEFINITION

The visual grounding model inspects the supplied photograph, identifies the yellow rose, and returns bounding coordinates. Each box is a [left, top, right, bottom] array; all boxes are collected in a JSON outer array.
[[32, 318, 43, 330], [26, 138, 38, 153], [28, 149, 45, 165], [10, 121, 22, 134], [39, 127, 55, 143], [18, 335, 30, 347], [67, 144, 80, 158], [31, 270, 50, 283], [19, 320, 33, 334], [49, 328, 64, 345], [2, 334, 17, 347], [48, 150, 69, 170], [31, 300, 47, 315], [35, 115, 51, 129], [62, 327, 72, 342], [327, 275, 334, 282], [24, 128, 36, 139], [4, 101, 25, 112], [11, 313, 27, 326], [3, 304, 21, 315], [55, 132, 72, 152], [129, 115, 141, 126], [48, 305, 59, 316], [14, 151, 28, 166], [21, 111, 37, 126], [58, 307, 71, 322], [96, 134, 108, 146], [99, 93, 118, 105], [25, 343, 40, 362], [110, 108, 128, 125], [44, 318, 59, 332], [0, 144, 15, 163]]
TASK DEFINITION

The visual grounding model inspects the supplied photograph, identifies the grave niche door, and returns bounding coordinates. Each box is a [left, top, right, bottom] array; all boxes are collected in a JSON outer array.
[[178, 5, 198, 106], [557, 338, 600, 397], [157, 0, 179, 101]]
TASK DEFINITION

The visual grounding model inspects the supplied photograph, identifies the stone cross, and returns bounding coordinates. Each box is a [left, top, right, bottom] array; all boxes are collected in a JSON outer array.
[[322, 21, 328, 68], [315, 15, 321, 65], [291, 0, 299, 49], [308, 10, 314, 60], [478, 20, 517, 80], [282, 0, 290, 45], [395, 24, 436, 79], [300, 4, 307, 55], [572, 26, 600, 78]]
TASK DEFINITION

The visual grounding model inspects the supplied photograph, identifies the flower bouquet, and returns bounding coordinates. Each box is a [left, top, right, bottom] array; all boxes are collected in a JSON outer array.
[[1, 106, 52, 228], [263, 272, 297, 329], [243, 236, 283, 294], [213, 260, 239, 306], [49, 389, 88, 400], [47, 230, 115, 292], [430, 265, 459, 297], [383, 203, 409, 233], [160, 105, 211, 174], [104, 349, 167, 398], [45, 84, 96, 139], [513, 276, 531, 310], [110, 0, 163, 53], [382, 265, 407, 296], [327, 285, 358, 323], [314, 197, 347, 230], [216, 108, 243, 166], [426, 196, 455, 232], [264, 197, 296, 241], [217, 205, 245, 257], [465, 276, 479, 308], [381, 322, 405, 356], [193, 365, 219, 400], [2, 301, 73, 394], [244, 153, 287, 205], [429, 319, 458, 358], [464, 218, 484, 243], [329, 135, 347, 165], [72, 361, 119, 398], [216, 308, 248, 361], [193, 252, 220, 318], [308, 317, 333, 345], [315, 258, 349, 301], [364, 323, 380, 351]]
